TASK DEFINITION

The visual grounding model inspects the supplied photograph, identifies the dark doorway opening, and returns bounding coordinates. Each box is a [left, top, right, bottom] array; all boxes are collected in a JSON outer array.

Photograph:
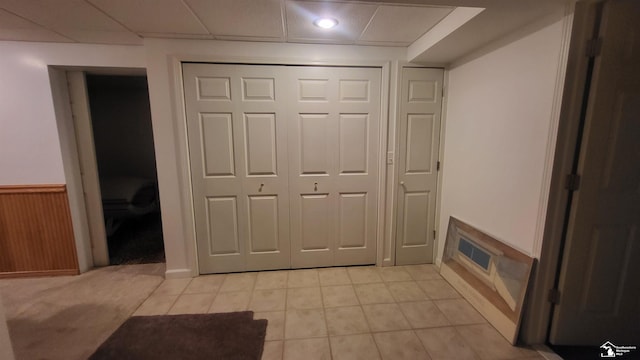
[[86, 74, 165, 265]]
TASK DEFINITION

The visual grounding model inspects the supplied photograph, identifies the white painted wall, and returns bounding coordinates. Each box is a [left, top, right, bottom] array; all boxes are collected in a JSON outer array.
[[144, 39, 406, 277], [0, 41, 145, 185], [0, 26, 568, 277], [0, 295, 15, 360], [437, 13, 568, 260]]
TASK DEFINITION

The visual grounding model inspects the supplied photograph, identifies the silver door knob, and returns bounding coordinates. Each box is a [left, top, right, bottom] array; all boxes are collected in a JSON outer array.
[[400, 181, 406, 189]]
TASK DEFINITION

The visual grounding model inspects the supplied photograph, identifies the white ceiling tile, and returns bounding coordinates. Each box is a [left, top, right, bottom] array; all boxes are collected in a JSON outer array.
[[0, 0, 127, 31], [185, 0, 284, 39], [360, 5, 453, 43], [286, 1, 378, 43], [87, 0, 208, 35], [0, 0, 139, 43], [0, 9, 73, 42]]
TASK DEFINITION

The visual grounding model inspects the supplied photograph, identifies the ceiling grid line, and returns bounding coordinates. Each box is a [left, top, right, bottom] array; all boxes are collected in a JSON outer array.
[[357, 4, 381, 42], [280, 0, 289, 42], [81, 0, 141, 42], [180, 0, 213, 39], [0, 6, 75, 42]]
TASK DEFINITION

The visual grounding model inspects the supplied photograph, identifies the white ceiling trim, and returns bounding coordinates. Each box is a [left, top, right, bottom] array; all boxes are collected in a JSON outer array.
[[407, 6, 484, 62]]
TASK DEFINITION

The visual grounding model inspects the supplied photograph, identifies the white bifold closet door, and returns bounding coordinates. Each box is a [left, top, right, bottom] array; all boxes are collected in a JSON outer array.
[[288, 66, 381, 268], [183, 64, 291, 273], [182, 63, 381, 273]]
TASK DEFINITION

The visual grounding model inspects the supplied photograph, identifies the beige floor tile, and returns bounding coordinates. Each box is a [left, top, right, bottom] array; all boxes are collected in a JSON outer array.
[[283, 338, 331, 360], [518, 355, 546, 360], [398, 300, 450, 329], [256, 271, 289, 290], [516, 346, 542, 358], [133, 294, 178, 316], [321, 285, 359, 308], [379, 267, 413, 282], [209, 291, 251, 313], [284, 309, 328, 339], [362, 303, 411, 332], [348, 266, 383, 284], [434, 299, 486, 325], [325, 306, 370, 335], [354, 283, 395, 304], [287, 269, 320, 288], [287, 287, 323, 309], [456, 324, 527, 360], [373, 330, 431, 360], [183, 274, 225, 294], [249, 289, 287, 312], [416, 327, 478, 360], [417, 279, 460, 300], [318, 267, 351, 286], [262, 340, 284, 360], [330, 334, 381, 360], [0, 264, 165, 360], [152, 278, 192, 296], [255, 311, 285, 341], [403, 264, 442, 281], [167, 293, 215, 314], [387, 281, 428, 302], [219, 273, 256, 293]]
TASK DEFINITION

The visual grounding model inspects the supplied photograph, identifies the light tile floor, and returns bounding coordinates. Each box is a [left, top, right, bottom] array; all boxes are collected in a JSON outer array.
[[0, 264, 545, 360], [135, 264, 543, 360]]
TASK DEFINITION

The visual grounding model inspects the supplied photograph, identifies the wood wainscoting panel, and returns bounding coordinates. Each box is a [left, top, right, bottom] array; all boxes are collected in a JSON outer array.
[[0, 184, 79, 278]]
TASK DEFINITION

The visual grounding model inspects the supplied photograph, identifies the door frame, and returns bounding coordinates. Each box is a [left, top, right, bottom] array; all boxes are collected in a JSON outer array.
[[168, 56, 395, 275], [52, 66, 153, 270], [518, 1, 603, 344]]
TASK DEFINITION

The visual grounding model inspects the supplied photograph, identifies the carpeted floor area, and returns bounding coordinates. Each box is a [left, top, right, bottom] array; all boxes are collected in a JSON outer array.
[[108, 213, 165, 265], [90, 312, 267, 360]]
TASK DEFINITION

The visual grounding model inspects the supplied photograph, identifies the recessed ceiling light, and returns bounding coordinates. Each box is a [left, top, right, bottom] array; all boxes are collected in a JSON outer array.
[[314, 17, 338, 29]]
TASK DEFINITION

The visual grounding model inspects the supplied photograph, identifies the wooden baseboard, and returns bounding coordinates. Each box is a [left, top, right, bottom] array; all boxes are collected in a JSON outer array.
[[0, 269, 79, 279], [0, 184, 79, 276]]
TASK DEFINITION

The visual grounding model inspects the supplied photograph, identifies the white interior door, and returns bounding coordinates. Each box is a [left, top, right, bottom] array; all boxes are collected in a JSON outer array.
[[395, 67, 443, 265], [288, 66, 381, 268], [549, 0, 640, 345], [183, 63, 291, 273]]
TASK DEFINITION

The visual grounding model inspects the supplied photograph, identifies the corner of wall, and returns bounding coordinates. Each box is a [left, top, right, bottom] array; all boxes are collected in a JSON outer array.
[[531, 2, 576, 260]]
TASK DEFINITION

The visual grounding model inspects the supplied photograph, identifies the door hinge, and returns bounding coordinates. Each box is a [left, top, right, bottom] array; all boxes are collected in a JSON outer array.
[[565, 173, 581, 191], [585, 38, 602, 57], [436, 161, 441, 171], [433, 230, 436, 239], [548, 288, 561, 305]]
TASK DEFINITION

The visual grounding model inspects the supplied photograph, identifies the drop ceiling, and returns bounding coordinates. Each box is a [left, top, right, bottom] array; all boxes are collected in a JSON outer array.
[[0, 0, 568, 64]]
